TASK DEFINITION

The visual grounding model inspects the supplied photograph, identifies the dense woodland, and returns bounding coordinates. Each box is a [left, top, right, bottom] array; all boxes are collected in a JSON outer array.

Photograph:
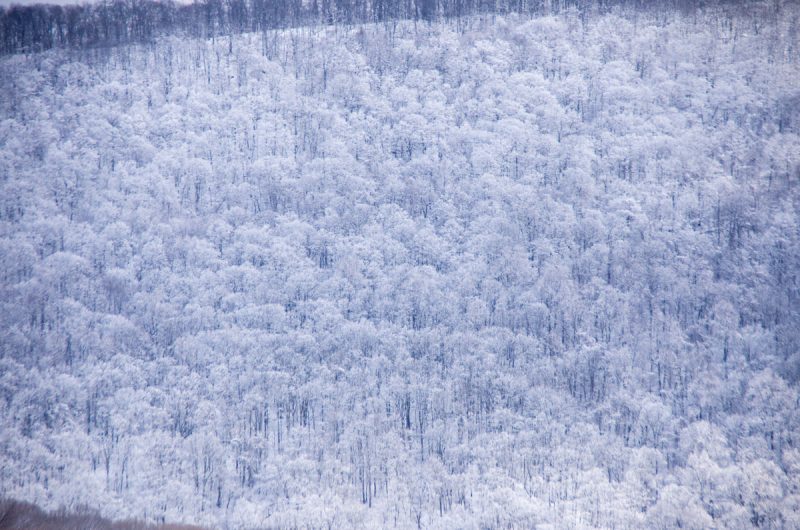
[[0, 0, 773, 56], [0, 498, 205, 530], [1, 0, 799, 529]]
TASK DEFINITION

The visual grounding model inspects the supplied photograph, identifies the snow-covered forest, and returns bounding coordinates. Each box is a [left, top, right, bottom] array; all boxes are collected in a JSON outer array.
[[1, 0, 799, 528]]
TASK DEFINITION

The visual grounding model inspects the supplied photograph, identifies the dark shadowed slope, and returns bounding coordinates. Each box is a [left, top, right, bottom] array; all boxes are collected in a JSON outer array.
[[0, 0, 766, 55], [0, 498, 205, 530]]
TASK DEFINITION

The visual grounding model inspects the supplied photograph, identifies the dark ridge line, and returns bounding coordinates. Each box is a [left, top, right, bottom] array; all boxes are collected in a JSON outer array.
[[0, 0, 768, 57]]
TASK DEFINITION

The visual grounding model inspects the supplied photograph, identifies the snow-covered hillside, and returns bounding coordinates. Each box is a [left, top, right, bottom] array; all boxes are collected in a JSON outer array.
[[1, 3, 799, 528]]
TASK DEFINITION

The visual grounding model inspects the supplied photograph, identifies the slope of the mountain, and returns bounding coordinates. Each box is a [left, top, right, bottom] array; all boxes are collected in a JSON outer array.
[[0, 4, 798, 529], [0, 0, 753, 56], [0, 497, 205, 530]]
